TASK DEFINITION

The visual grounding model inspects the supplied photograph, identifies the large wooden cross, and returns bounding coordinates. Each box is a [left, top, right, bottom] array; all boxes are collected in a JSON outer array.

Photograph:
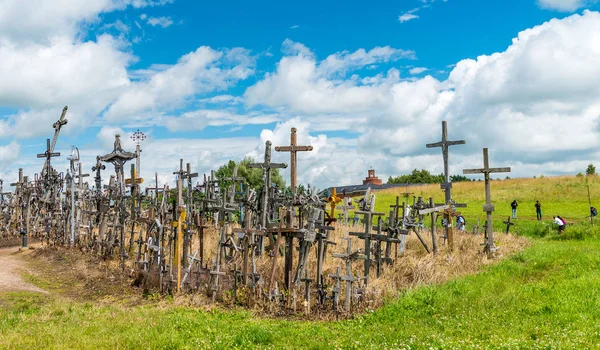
[[275, 127, 313, 199], [463, 148, 511, 255], [426, 120, 466, 204], [248, 141, 287, 230]]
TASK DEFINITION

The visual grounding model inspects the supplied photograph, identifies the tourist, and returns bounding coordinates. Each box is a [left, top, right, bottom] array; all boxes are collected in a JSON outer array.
[[511, 200, 518, 219], [554, 216, 565, 232], [535, 200, 542, 221]]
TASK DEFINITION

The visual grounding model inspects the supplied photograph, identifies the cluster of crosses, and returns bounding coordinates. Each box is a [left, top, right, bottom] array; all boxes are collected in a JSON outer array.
[[0, 107, 511, 315]]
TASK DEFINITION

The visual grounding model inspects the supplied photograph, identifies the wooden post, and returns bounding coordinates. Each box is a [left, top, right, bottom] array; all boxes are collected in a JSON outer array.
[[463, 148, 511, 255], [176, 178, 183, 293], [429, 198, 438, 255]]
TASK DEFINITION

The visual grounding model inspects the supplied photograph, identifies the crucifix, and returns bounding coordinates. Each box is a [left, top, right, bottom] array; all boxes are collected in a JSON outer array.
[[463, 148, 511, 255], [275, 127, 313, 222]]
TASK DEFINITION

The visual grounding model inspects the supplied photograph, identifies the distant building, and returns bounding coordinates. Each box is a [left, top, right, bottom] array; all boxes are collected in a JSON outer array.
[[320, 169, 420, 198], [363, 169, 383, 186]]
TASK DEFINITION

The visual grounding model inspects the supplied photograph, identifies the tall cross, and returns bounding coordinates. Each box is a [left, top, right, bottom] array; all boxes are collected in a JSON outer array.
[[463, 148, 511, 255], [248, 141, 287, 229], [426, 120, 466, 204], [40, 106, 68, 177], [275, 127, 313, 198]]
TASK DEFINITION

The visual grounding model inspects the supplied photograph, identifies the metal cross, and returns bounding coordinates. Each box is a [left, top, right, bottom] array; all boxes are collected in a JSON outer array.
[[463, 148, 511, 255]]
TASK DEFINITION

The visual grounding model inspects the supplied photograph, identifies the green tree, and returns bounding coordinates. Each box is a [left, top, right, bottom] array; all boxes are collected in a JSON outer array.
[[387, 169, 444, 184], [214, 157, 286, 193], [586, 164, 596, 176]]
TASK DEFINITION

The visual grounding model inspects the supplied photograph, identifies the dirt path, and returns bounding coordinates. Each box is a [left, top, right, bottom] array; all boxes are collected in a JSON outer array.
[[0, 247, 47, 294]]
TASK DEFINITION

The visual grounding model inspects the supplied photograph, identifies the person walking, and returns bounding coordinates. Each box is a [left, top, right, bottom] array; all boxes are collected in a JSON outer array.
[[535, 200, 542, 221], [511, 200, 518, 219]]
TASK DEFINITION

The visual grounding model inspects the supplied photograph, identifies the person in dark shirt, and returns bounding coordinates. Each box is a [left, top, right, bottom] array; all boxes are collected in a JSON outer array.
[[511, 200, 518, 219], [535, 200, 542, 221]]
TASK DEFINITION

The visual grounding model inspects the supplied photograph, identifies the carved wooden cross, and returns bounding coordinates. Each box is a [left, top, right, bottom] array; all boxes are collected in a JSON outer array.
[[463, 148, 511, 255]]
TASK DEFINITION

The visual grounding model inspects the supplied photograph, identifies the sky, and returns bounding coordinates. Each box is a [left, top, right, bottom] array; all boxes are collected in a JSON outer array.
[[2, 0, 600, 191]]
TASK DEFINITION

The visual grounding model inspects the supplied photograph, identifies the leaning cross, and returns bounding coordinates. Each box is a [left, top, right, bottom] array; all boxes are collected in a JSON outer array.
[[463, 148, 511, 255], [275, 127, 313, 211]]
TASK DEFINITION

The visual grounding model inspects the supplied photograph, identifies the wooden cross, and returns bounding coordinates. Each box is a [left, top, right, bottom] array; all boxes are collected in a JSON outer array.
[[463, 148, 511, 255], [91, 156, 106, 193], [185, 163, 198, 204], [225, 165, 245, 205], [248, 141, 287, 231], [275, 127, 313, 199], [503, 216, 514, 234], [41, 106, 68, 176], [332, 237, 366, 312], [76, 166, 90, 192], [349, 209, 386, 286], [36, 139, 61, 174], [426, 120, 466, 204]]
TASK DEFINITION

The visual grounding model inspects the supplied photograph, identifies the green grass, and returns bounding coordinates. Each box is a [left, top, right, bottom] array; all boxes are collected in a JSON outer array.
[[2, 176, 600, 348], [2, 234, 600, 348], [373, 175, 600, 234]]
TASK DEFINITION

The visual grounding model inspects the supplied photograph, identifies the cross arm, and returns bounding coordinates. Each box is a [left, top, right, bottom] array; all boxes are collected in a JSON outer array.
[[463, 167, 511, 174]]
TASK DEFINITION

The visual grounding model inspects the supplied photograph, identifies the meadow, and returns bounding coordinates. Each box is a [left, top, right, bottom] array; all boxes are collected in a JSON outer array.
[[1, 175, 600, 349]]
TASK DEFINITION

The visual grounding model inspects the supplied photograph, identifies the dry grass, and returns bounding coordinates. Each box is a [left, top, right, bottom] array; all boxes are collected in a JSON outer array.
[[158, 221, 529, 318]]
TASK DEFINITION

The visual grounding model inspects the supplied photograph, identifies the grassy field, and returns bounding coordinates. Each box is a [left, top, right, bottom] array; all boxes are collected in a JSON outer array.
[[1, 175, 600, 349], [375, 175, 600, 234]]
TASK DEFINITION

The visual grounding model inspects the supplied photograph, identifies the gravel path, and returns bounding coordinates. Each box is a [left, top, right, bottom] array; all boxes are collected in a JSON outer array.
[[0, 247, 46, 293]]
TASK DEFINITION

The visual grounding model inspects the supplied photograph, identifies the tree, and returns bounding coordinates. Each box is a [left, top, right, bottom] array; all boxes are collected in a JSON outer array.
[[388, 169, 469, 184], [586, 164, 596, 176], [214, 157, 286, 194]]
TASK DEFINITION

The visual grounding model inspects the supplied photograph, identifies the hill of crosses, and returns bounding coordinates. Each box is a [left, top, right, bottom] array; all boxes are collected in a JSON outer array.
[[1, 107, 527, 318]]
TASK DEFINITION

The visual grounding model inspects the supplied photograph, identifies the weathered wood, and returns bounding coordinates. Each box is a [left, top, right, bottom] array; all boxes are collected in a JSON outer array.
[[463, 148, 511, 255]]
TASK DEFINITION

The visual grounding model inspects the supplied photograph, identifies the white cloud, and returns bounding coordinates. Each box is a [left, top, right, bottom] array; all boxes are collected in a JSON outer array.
[[399, 13, 419, 23], [163, 109, 280, 131], [399, 7, 420, 23], [0, 0, 174, 44], [244, 11, 600, 186], [0, 141, 20, 171], [146, 16, 173, 28], [537, 0, 597, 12], [104, 46, 256, 121], [409, 67, 428, 75]]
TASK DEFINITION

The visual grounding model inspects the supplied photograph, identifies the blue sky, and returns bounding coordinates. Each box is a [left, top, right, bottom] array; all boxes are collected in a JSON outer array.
[[2, 0, 600, 190]]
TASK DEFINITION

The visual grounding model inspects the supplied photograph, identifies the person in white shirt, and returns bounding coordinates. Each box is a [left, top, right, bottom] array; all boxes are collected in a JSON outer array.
[[553, 216, 565, 232]]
